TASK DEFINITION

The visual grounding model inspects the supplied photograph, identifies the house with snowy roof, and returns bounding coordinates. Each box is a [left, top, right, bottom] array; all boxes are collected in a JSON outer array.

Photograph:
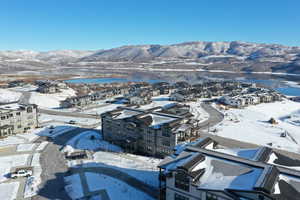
[[101, 105, 200, 157], [0, 103, 38, 138], [158, 137, 300, 200]]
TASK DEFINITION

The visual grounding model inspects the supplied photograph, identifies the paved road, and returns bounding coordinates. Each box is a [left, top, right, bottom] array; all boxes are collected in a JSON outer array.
[[32, 128, 93, 200], [19, 91, 31, 104], [39, 108, 100, 119], [198, 102, 224, 129], [33, 142, 71, 200]]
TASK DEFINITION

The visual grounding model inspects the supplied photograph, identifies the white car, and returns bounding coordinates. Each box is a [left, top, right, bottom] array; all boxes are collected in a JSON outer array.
[[11, 169, 32, 179]]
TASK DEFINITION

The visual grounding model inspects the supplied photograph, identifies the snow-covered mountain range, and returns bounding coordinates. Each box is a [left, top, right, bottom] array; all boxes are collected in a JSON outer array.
[[1, 41, 300, 74], [81, 41, 300, 62]]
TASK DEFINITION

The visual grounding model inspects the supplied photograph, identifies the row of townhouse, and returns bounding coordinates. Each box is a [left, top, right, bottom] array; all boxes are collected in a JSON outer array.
[[219, 89, 283, 108], [169, 81, 252, 102], [101, 104, 201, 157], [158, 137, 300, 200], [60, 87, 130, 108], [60, 82, 158, 108], [0, 103, 38, 138], [35, 80, 68, 94], [126, 88, 161, 105], [152, 82, 175, 95]]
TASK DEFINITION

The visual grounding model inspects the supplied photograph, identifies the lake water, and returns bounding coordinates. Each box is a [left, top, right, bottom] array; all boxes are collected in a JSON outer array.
[[65, 77, 300, 96], [65, 77, 161, 84]]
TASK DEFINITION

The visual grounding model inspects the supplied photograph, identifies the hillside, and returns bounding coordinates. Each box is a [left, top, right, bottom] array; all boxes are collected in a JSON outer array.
[[1, 41, 300, 75]]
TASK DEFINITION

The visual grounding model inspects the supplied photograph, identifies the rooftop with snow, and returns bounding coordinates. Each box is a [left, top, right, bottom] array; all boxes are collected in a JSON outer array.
[[159, 137, 300, 200]]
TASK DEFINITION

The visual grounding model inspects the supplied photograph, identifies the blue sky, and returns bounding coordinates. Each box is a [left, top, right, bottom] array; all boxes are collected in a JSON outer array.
[[1, 0, 299, 51]]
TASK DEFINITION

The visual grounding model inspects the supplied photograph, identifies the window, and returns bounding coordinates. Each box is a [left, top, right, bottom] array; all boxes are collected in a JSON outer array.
[[206, 193, 218, 200], [162, 139, 170, 146], [174, 193, 189, 200], [162, 131, 170, 137], [27, 107, 33, 113], [175, 171, 189, 191]]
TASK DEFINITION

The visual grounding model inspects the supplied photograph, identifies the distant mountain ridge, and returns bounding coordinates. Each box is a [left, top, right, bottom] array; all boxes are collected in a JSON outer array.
[[0, 41, 300, 74], [80, 41, 300, 62]]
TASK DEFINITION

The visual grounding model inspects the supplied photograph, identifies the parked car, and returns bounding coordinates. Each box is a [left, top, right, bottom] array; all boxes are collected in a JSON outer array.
[[11, 169, 32, 179], [68, 120, 76, 124]]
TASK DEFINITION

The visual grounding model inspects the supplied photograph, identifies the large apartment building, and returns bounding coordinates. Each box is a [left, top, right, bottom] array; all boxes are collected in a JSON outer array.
[[158, 137, 300, 200], [101, 104, 200, 157], [0, 104, 38, 138]]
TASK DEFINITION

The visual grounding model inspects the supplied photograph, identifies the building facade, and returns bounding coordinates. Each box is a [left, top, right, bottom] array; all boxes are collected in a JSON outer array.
[[159, 137, 300, 200], [101, 105, 200, 157], [0, 104, 38, 138]]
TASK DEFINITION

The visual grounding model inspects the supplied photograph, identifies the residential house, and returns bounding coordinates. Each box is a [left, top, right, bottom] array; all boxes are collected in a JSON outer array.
[[0, 104, 38, 138], [158, 137, 300, 200], [101, 105, 199, 157]]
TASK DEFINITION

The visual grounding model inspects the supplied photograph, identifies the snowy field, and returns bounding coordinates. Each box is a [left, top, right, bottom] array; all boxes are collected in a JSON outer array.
[[0, 182, 19, 200], [64, 130, 123, 152], [213, 100, 300, 153], [0, 89, 21, 103], [37, 126, 77, 138], [81, 151, 160, 188], [29, 88, 76, 108], [9, 84, 37, 92], [85, 172, 155, 200], [39, 113, 99, 125], [139, 95, 173, 110], [82, 103, 121, 115], [188, 101, 209, 123]]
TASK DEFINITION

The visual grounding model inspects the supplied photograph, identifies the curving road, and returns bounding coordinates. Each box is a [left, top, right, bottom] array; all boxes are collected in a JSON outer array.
[[198, 102, 224, 129]]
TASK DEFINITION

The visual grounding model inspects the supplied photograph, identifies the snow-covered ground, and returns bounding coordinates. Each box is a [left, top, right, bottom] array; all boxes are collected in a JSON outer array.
[[0, 154, 30, 182], [9, 84, 37, 92], [24, 153, 43, 198], [188, 101, 209, 123], [0, 89, 21, 103], [16, 143, 36, 152], [65, 174, 84, 200], [80, 151, 160, 188], [82, 95, 172, 115], [39, 113, 99, 125], [0, 123, 79, 199], [139, 95, 173, 110], [85, 172, 155, 200], [63, 130, 123, 152], [213, 99, 300, 153], [37, 126, 77, 138], [29, 88, 76, 108], [82, 103, 121, 115], [0, 182, 19, 200], [36, 141, 49, 151], [0, 129, 41, 148]]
